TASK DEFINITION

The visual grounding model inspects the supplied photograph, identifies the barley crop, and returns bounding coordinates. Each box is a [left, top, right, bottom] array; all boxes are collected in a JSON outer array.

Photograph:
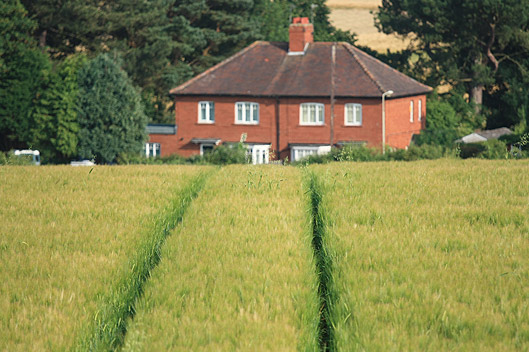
[[313, 159, 529, 351], [123, 165, 320, 351], [0, 165, 204, 351]]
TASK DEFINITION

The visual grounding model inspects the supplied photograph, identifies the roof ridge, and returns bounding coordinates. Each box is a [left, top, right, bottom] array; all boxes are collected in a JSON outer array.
[[169, 41, 264, 94], [343, 42, 432, 93], [343, 43, 385, 94]]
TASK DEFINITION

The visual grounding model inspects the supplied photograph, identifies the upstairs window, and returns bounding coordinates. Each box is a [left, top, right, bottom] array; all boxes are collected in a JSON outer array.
[[418, 99, 422, 121], [235, 102, 259, 124], [198, 101, 214, 123], [345, 103, 362, 126], [410, 100, 414, 123], [300, 103, 324, 125]]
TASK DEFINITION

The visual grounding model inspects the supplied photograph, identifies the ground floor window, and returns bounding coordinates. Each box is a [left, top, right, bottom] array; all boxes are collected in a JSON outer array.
[[246, 144, 270, 164], [290, 145, 331, 161], [144, 143, 161, 157]]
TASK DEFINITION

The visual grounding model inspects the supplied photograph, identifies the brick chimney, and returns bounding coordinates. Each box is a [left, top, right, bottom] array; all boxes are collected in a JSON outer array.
[[289, 17, 313, 53]]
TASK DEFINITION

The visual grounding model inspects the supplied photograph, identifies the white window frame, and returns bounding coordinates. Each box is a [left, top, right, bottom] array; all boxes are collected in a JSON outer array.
[[410, 100, 414, 123], [418, 99, 422, 121], [144, 143, 161, 158], [235, 102, 259, 125], [300, 103, 325, 126], [198, 101, 214, 124], [291, 145, 331, 161], [246, 144, 270, 165], [345, 103, 362, 126]]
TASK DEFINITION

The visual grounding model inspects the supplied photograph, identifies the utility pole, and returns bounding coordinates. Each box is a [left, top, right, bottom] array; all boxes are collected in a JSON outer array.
[[330, 44, 336, 146], [382, 90, 394, 154]]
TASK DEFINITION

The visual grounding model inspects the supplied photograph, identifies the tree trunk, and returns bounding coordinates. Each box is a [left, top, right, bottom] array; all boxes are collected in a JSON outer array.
[[39, 29, 47, 48], [470, 84, 483, 114]]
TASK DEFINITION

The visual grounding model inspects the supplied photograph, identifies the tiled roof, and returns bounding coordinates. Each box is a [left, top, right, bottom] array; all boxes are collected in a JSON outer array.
[[170, 41, 432, 98]]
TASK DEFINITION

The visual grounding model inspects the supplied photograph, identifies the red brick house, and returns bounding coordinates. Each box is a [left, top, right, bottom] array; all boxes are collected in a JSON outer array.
[[147, 17, 432, 163]]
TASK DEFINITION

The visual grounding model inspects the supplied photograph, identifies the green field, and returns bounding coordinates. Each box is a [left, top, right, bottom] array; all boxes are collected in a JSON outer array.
[[0, 166, 207, 350], [1, 160, 528, 351], [313, 160, 529, 350], [123, 166, 320, 351]]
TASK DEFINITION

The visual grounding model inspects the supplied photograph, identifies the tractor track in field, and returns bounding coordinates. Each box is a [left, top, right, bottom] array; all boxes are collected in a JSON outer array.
[[77, 170, 212, 351], [307, 171, 336, 352]]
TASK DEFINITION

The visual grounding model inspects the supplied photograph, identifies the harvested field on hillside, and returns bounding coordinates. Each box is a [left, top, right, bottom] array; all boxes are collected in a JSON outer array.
[[328, 0, 411, 52]]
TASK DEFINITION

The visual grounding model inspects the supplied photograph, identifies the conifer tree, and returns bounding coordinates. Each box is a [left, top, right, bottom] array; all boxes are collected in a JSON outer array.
[[0, 0, 50, 150]]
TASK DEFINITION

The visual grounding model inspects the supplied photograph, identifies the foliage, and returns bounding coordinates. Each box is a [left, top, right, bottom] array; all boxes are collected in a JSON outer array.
[[254, 0, 356, 44], [458, 139, 510, 159], [77, 53, 147, 164], [116, 152, 187, 165], [117, 142, 248, 165], [376, 0, 529, 95], [0, 151, 33, 165], [20, 0, 100, 55], [376, 0, 529, 132], [479, 139, 509, 159], [293, 143, 452, 165], [204, 142, 247, 165], [390, 144, 445, 161], [29, 54, 87, 163], [0, 0, 49, 150], [335, 145, 382, 162]]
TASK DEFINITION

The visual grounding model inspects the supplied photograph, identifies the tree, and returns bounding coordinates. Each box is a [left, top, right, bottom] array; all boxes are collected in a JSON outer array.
[[77, 53, 147, 164], [20, 0, 100, 55], [30, 55, 87, 163], [376, 0, 529, 112], [0, 0, 50, 151], [254, 0, 356, 43]]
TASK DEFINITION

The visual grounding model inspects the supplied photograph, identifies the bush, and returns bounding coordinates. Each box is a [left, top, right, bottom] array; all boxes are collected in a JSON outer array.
[[204, 143, 247, 165], [0, 151, 34, 165], [116, 143, 248, 165], [388, 144, 445, 161], [480, 139, 509, 159], [458, 143, 486, 159], [335, 145, 383, 162], [159, 154, 186, 164]]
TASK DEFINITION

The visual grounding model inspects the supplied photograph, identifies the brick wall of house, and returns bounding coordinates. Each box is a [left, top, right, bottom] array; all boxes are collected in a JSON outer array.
[[386, 95, 427, 149], [153, 94, 427, 159], [156, 96, 277, 157]]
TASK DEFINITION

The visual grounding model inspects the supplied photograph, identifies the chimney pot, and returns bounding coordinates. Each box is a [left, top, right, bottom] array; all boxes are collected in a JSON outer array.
[[289, 17, 313, 53]]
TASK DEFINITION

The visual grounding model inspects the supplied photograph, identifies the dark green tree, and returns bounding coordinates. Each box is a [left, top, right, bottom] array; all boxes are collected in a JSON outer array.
[[0, 0, 50, 150], [253, 0, 356, 43], [376, 0, 529, 113], [20, 0, 100, 55], [30, 55, 87, 163], [77, 53, 147, 164]]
